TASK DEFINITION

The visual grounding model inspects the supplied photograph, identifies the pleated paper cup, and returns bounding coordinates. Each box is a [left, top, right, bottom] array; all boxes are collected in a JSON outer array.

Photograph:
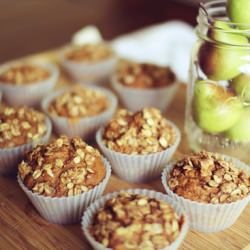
[[41, 86, 117, 139], [81, 188, 189, 250], [61, 46, 118, 85], [0, 117, 52, 176], [111, 75, 179, 112], [17, 157, 111, 224], [161, 154, 250, 232], [96, 120, 181, 183], [0, 62, 59, 107]]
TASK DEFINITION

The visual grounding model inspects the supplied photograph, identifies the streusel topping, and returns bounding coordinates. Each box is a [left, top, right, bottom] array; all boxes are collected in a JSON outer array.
[[0, 64, 50, 85], [0, 106, 47, 148], [48, 86, 109, 118], [65, 44, 114, 62], [103, 108, 176, 154], [18, 136, 106, 197], [168, 151, 250, 204], [90, 192, 184, 250], [117, 60, 176, 89]]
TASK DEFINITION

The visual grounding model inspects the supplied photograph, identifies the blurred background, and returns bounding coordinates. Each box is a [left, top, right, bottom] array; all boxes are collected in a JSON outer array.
[[0, 0, 203, 63]]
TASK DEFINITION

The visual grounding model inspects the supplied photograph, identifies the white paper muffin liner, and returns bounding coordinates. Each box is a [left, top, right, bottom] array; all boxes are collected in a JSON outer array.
[[111, 75, 179, 112], [17, 157, 111, 224], [0, 117, 52, 176], [41, 86, 118, 139], [0, 62, 59, 107], [61, 46, 118, 84], [161, 154, 250, 232], [82, 188, 189, 250], [96, 120, 181, 183]]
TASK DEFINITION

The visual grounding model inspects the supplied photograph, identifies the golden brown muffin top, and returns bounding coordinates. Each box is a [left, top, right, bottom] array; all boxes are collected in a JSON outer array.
[[0, 64, 50, 85], [0, 106, 47, 148], [48, 86, 109, 119], [18, 136, 106, 197], [90, 192, 184, 250], [116, 60, 176, 89], [65, 43, 114, 62], [102, 108, 176, 155], [168, 151, 250, 204]]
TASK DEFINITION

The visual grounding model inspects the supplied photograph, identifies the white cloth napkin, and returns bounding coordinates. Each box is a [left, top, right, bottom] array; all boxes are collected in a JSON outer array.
[[72, 21, 196, 83]]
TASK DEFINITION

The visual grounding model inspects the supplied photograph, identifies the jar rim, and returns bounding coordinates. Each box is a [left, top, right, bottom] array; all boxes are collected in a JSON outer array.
[[199, 0, 250, 29], [196, 0, 250, 47]]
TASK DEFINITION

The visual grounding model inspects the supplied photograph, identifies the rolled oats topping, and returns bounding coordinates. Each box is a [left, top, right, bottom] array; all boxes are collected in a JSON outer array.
[[116, 60, 176, 89], [65, 43, 114, 62], [18, 136, 106, 197], [48, 86, 109, 119], [0, 64, 50, 85], [103, 108, 176, 155], [90, 192, 184, 250], [0, 106, 47, 148], [168, 151, 250, 204]]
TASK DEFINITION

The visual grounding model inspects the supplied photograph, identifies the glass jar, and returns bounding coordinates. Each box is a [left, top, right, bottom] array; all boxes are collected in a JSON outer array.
[[185, 0, 250, 162]]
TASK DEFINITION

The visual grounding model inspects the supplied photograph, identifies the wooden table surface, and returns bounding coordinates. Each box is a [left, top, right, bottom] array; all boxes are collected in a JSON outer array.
[[0, 50, 249, 250]]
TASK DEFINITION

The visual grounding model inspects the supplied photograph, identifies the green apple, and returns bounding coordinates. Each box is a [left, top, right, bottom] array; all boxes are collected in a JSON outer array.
[[230, 74, 250, 102], [193, 80, 243, 133], [225, 108, 250, 142], [227, 0, 250, 25], [198, 43, 247, 80], [209, 20, 248, 45], [198, 21, 249, 81]]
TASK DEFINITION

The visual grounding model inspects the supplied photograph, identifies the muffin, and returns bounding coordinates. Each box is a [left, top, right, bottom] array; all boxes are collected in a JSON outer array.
[[162, 151, 250, 232], [82, 189, 189, 250], [0, 105, 51, 175], [42, 85, 117, 139], [96, 108, 180, 183], [61, 43, 117, 84], [0, 62, 59, 106], [48, 86, 109, 119], [18, 135, 111, 224], [111, 60, 179, 111], [65, 43, 114, 63], [0, 64, 50, 84], [117, 60, 176, 89]]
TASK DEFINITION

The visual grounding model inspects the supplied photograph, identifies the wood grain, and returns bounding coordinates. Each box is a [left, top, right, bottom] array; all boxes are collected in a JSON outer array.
[[0, 50, 249, 250]]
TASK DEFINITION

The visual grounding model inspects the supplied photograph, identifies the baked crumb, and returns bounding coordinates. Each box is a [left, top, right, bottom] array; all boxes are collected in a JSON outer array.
[[90, 192, 183, 250], [18, 136, 106, 197], [117, 60, 176, 89], [103, 108, 176, 154], [48, 86, 109, 119], [0, 106, 47, 148], [0, 64, 50, 85], [65, 44, 114, 62], [168, 151, 250, 204]]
